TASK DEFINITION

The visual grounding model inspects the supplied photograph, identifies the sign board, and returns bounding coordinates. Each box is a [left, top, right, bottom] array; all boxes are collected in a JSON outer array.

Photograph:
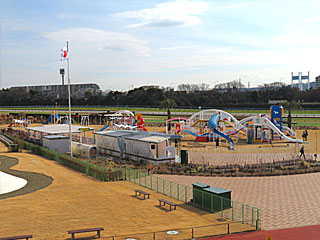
[[79, 127, 91, 132]]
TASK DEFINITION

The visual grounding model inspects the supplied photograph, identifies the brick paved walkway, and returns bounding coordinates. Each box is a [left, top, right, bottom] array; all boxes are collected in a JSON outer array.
[[189, 152, 314, 166], [157, 173, 320, 230]]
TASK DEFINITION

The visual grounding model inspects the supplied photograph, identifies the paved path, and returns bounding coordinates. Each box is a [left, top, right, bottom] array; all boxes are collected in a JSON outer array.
[[157, 173, 320, 230], [189, 152, 314, 166]]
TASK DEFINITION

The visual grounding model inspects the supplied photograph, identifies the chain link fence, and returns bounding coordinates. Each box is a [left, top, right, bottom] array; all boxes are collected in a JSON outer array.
[[124, 168, 261, 229], [101, 222, 254, 240]]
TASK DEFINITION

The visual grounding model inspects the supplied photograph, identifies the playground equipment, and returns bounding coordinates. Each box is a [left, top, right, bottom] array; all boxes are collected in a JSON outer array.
[[80, 115, 89, 126], [179, 108, 301, 148], [104, 110, 136, 130], [8, 119, 29, 128], [240, 115, 302, 143], [43, 111, 61, 124], [166, 118, 189, 135], [180, 109, 245, 147], [137, 115, 147, 131], [270, 104, 283, 140], [57, 115, 76, 125], [8, 112, 31, 128], [208, 114, 234, 150], [96, 124, 110, 132]]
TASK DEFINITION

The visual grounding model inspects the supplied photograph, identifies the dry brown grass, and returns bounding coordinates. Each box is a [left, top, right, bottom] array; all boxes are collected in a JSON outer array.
[[0, 142, 254, 239]]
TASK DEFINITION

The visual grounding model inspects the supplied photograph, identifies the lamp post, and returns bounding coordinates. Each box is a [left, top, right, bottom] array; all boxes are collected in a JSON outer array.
[[60, 68, 65, 99]]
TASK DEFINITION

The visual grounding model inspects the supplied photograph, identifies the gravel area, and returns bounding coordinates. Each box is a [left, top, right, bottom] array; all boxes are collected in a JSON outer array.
[[0, 156, 53, 200]]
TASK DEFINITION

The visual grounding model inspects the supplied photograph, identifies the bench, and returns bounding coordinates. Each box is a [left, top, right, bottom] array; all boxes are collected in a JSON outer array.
[[159, 199, 177, 211], [67, 227, 104, 239], [134, 189, 150, 199], [0, 235, 33, 240]]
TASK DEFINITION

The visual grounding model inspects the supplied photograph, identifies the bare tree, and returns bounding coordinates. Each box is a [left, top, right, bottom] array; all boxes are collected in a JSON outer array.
[[199, 83, 210, 91], [177, 84, 191, 91], [214, 80, 245, 91]]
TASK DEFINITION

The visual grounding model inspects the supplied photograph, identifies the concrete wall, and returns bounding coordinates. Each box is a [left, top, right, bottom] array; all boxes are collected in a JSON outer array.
[[42, 138, 69, 154]]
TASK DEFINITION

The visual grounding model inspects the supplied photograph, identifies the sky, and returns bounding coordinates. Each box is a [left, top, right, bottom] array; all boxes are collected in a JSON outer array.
[[1, 0, 320, 91]]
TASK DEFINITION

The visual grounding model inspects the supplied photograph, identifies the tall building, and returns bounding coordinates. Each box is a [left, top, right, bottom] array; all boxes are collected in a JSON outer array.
[[11, 83, 100, 98], [316, 75, 320, 89]]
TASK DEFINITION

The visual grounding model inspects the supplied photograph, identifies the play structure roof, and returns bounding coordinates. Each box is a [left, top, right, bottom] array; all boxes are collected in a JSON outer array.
[[43, 135, 69, 139], [26, 124, 83, 134], [126, 135, 168, 144], [95, 130, 133, 137], [95, 130, 182, 141]]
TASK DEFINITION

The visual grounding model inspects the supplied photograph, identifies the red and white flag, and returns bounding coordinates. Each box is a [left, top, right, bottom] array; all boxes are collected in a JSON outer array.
[[60, 43, 69, 61]]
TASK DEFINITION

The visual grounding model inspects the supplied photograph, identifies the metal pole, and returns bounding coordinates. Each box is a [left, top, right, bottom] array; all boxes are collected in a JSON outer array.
[[316, 131, 318, 154], [257, 209, 260, 230], [67, 41, 72, 157]]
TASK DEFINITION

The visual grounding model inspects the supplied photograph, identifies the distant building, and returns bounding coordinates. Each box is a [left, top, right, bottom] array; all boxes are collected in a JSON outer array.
[[316, 75, 320, 89], [212, 81, 317, 93], [290, 81, 317, 90], [11, 83, 100, 98]]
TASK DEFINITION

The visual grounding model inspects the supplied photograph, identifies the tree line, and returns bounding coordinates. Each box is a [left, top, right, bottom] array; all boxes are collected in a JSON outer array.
[[1, 82, 320, 109]]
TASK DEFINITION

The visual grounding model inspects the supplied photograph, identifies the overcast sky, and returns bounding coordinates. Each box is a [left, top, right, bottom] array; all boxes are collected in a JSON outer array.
[[1, 0, 320, 91]]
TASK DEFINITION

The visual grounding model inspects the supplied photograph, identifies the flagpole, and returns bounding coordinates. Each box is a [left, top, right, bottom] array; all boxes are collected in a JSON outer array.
[[67, 41, 73, 157]]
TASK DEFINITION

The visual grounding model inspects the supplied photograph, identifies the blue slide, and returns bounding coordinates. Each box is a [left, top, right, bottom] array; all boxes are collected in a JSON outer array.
[[96, 124, 110, 132], [43, 115, 52, 124], [182, 129, 198, 137], [208, 114, 234, 150], [182, 129, 209, 137], [43, 114, 60, 124]]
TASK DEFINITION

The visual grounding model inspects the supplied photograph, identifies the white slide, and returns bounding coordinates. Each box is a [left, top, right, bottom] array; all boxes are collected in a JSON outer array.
[[263, 118, 302, 142], [182, 124, 199, 135], [282, 126, 296, 138], [240, 116, 302, 143]]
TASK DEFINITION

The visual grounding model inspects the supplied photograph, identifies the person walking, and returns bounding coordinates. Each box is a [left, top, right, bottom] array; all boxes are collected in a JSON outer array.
[[305, 129, 308, 141], [299, 145, 306, 159], [215, 137, 219, 148], [302, 131, 306, 141]]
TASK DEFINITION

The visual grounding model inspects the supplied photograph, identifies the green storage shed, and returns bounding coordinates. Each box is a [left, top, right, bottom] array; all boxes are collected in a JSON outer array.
[[203, 186, 232, 212], [192, 183, 232, 213], [192, 183, 210, 206]]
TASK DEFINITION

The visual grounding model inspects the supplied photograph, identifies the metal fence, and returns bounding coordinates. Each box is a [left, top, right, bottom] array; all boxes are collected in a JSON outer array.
[[101, 221, 255, 240], [124, 168, 261, 229]]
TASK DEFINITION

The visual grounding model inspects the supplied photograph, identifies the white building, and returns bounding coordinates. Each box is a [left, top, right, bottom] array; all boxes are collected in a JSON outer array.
[[95, 130, 179, 164]]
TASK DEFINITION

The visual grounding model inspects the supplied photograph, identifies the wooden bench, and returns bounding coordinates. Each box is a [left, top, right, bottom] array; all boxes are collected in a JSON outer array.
[[0, 235, 33, 240], [134, 189, 150, 199], [159, 199, 177, 211], [67, 227, 104, 239]]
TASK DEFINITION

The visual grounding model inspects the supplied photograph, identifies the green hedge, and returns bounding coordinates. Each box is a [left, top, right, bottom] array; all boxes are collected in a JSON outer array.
[[5, 134, 124, 182]]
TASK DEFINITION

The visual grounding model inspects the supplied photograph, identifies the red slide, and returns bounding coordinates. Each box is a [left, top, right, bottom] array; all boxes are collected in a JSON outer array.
[[8, 123, 14, 127], [137, 116, 147, 131]]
